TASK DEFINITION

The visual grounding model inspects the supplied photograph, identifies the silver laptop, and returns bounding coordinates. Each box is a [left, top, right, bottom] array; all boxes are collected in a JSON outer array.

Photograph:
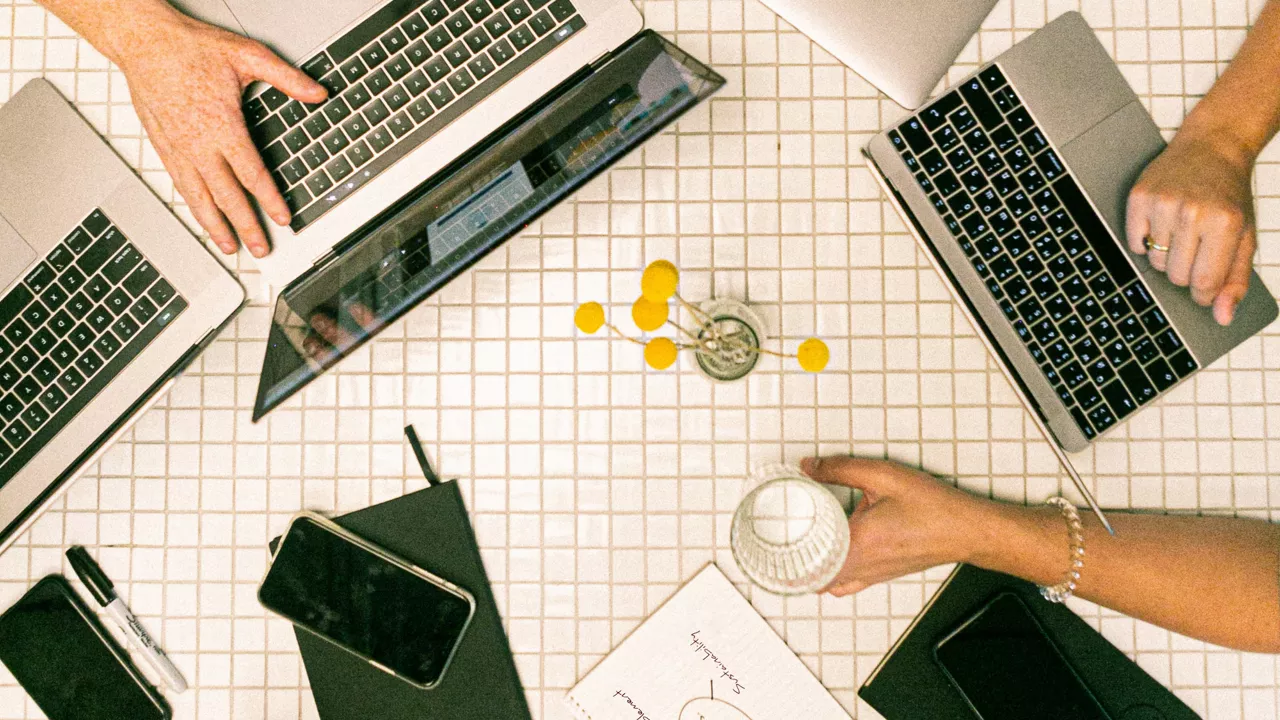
[[864, 12, 1278, 526], [0, 80, 245, 552], [758, 0, 998, 108], [173, 0, 645, 289]]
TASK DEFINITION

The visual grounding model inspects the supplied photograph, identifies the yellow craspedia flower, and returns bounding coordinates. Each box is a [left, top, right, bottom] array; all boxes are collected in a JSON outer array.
[[641, 260, 679, 302], [797, 338, 830, 373], [631, 296, 669, 332], [574, 302, 606, 334], [644, 337, 678, 370]]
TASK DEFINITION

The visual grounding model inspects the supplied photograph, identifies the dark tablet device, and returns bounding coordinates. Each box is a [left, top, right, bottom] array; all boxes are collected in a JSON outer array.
[[935, 592, 1111, 720], [0, 575, 170, 720]]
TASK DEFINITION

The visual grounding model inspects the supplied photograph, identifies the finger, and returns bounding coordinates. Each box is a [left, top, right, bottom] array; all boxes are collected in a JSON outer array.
[[347, 302, 378, 330], [1213, 229, 1256, 326], [139, 108, 238, 253], [1165, 208, 1202, 288], [801, 456, 905, 496], [1145, 199, 1179, 272], [235, 39, 328, 103], [302, 333, 336, 363], [201, 156, 271, 258], [825, 580, 868, 597], [1125, 186, 1153, 254], [224, 133, 291, 226], [310, 313, 356, 349], [1189, 222, 1243, 307]]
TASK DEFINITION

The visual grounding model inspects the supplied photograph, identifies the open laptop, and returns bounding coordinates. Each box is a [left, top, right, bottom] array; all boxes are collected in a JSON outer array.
[[0, 80, 245, 553], [168, 0, 725, 419], [758, 0, 998, 108], [864, 12, 1278, 526]]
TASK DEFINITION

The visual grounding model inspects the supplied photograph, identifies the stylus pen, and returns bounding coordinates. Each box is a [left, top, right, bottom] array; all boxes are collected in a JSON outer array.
[[66, 546, 188, 693]]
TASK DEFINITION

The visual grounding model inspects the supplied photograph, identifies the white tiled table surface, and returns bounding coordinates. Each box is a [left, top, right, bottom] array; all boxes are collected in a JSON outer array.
[[2, 0, 1280, 717]]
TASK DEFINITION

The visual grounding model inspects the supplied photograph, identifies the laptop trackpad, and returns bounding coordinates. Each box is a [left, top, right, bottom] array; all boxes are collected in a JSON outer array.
[[0, 215, 36, 290], [224, 0, 382, 62]]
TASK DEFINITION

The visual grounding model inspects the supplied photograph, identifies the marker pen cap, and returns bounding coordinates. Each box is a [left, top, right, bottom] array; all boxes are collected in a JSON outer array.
[[66, 545, 114, 606]]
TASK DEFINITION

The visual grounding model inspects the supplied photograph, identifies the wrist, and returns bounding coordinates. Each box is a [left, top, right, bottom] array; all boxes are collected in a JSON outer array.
[[93, 1, 190, 70], [1177, 107, 1265, 170], [963, 500, 1065, 586]]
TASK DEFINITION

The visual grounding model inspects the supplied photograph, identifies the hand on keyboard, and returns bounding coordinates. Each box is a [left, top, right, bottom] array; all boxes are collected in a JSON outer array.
[[1125, 123, 1258, 327], [50, 0, 328, 258]]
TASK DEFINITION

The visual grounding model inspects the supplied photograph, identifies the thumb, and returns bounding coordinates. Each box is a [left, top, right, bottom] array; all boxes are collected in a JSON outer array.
[[1213, 229, 1255, 326], [801, 456, 907, 496], [236, 39, 328, 104]]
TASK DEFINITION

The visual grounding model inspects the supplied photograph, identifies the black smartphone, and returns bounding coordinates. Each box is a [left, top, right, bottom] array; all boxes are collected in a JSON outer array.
[[258, 512, 476, 689], [934, 592, 1112, 720], [0, 575, 170, 720]]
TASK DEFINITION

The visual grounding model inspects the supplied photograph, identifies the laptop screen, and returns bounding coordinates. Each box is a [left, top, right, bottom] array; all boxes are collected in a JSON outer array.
[[254, 32, 724, 420]]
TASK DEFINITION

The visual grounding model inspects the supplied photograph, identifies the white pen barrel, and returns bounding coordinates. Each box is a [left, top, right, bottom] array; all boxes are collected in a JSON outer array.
[[105, 598, 189, 693]]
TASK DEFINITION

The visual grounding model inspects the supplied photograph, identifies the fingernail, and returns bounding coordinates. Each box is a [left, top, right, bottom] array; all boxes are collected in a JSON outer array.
[[251, 245, 267, 259], [219, 243, 236, 254]]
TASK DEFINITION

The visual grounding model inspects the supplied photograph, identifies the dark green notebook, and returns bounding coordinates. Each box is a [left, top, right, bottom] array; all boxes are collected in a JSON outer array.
[[269, 482, 530, 720], [859, 564, 1197, 720]]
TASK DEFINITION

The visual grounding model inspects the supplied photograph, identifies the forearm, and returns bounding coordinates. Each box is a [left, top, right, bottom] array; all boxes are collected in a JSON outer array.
[[1178, 0, 1280, 163], [37, 0, 182, 66], [966, 502, 1280, 653]]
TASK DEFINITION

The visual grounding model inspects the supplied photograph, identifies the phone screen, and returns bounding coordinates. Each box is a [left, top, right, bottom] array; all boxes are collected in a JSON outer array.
[[258, 516, 474, 687], [0, 576, 169, 720], [935, 593, 1111, 720]]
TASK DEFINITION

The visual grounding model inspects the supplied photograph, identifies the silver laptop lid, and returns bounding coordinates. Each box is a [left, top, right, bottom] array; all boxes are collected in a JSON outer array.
[[758, 0, 998, 109]]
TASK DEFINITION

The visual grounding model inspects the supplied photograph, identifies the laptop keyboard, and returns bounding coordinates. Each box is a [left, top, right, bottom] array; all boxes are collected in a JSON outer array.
[[888, 65, 1198, 440], [244, 0, 587, 232], [0, 210, 188, 487]]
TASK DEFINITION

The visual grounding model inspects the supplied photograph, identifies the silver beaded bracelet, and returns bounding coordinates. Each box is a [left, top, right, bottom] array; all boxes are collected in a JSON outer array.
[[1039, 497, 1085, 604]]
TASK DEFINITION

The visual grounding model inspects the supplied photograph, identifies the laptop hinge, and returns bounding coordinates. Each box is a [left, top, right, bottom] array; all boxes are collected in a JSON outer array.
[[312, 248, 339, 268], [589, 50, 611, 70]]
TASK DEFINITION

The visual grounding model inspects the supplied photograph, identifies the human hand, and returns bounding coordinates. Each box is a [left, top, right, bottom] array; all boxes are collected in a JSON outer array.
[[302, 302, 379, 364], [801, 456, 991, 596], [1126, 126, 1258, 326], [111, 3, 327, 257]]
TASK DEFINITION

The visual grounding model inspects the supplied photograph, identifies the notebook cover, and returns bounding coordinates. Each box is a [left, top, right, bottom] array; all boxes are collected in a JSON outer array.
[[858, 564, 1197, 720], [268, 482, 531, 720]]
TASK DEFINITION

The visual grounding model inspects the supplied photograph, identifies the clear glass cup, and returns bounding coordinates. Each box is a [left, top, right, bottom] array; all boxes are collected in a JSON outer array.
[[730, 463, 852, 595]]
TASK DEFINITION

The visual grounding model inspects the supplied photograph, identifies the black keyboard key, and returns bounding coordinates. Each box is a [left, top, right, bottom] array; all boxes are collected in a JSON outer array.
[[1045, 339, 1071, 367], [382, 26, 410, 55], [529, 8, 555, 34], [147, 279, 176, 307], [1020, 212, 1046, 240], [946, 147, 973, 175], [1031, 319, 1059, 345], [94, 332, 121, 360], [1054, 313, 1085, 340], [958, 78, 1001, 130], [322, 127, 351, 155], [122, 262, 159, 298], [1004, 232, 1030, 260], [103, 245, 142, 284], [129, 297, 158, 324], [1103, 338, 1131, 368], [1154, 328, 1184, 356], [961, 168, 986, 195], [920, 149, 945, 175], [934, 170, 960, 196], [33, 358, 59, 386], [49, 310, 75, 337], [426, 26, 453, 52], [1006, 147, 1031, 173], [1030, 273, 1057, 301], [57, 365, 85, 395], [978, 65, 1006, 91], [65, 228, 94, 256], [68, 323, 94, 352], [360, 42, 390, 70], [386, 84, 412, 111], [251, 115, 288, 148], [306, 170, 335, 197], [301, 143, 330, 170], [1088, 404, 1117, 433], [244, 97, 269, 125], [1102, 295, 1128, 323], [363, 98, 392, 126], [367, 125, 395, 152], [990, 255, 1016, 282], [1007, 106, 1034, 133], [1169, 350, 1197, 378], [463, 25, 492, 53], [386, 53, 413, 80], [975, 235, 1000, 260], [1023, 128, 1048, 154], [999, 299, 1018, 322], [1019, 167, 1046, 194], [39, 282, 66, 312], [1123, 282, 1155, 313], [86, 306, 114, 334], [1119, 362, 1157, 404], [977, 149, 1004, 175], [428, 83, 456, 109], [111, 314, 139, 343], [444, 41, 472, 68], [423, 1, 450, 24], [1074, 337, 1099, 366], [0, 394, 19, 422], [1087, 358, 1115, 386], [402, 11, 431, 38], [425, 56, 452, 82], [1117, 316, 1143, 344], [75, 349, 103, 378], [1044, 295, 1069, 322], [284, 128, 309, 154], [489, 38, 515, 64], [82, 210, 111, 238], [950, 108, 976, 134], [1061, 361, 1086, 388], [406, 39, 432, 66], [303, 112, 332, 140], [1140, 307, 1169, 335], [405, 69, 431, 96], [991, 125, 1017, 152], [1089, 273, 1116, 300], [0, 362, 17, 389], [20, 300, 48, 329], [1036, 149, 1065, 181], [323, 98, 353, 126], [281, 157, 309, 186], [1053, 175, 1137, 286], [548, 0, 574, 21], [40, 385, 67, 413], [3, 319, 31, 347], [960, 213, 990, 239], [30, 329, 56, 355], [281, 101, 308, 128], [934, 126, 959, 152], [1074, 251, 1101, 279], [14, 376, 39, 403], [303, 53, 335, 80], [1004, 276, 1031, 302], [47, 245, 75, 273], [899, 120, 930, 155], [1046, 209, 1071, 237], [1074, 382, 1102, 409], [346, 140, 375, 168], [388, 111, 415, 138], [921, 91, 962, 131], [4, 421, 30, 448], [326, 155, 354, 183], [505, 0, 533, 23], [408, 97, 434, 123], [1092, 318, 1118, 346], [1146, 356, 1177, 391], [25, 263, 56, 294], [1062, 230, 1087, 258], [1071, 407, 1096, 439]]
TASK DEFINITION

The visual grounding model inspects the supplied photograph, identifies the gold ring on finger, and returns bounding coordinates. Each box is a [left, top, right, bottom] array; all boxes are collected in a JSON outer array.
[[1144, 236, 1170, 253]]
